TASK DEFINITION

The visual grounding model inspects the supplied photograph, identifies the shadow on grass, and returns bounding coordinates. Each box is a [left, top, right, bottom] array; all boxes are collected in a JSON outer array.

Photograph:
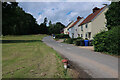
[[1, 40, 42, 44]]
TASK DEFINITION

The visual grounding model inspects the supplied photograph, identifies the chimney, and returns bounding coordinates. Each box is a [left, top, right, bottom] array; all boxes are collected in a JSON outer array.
[[93, 7, 100, 13], [77, 16, 82, 20]]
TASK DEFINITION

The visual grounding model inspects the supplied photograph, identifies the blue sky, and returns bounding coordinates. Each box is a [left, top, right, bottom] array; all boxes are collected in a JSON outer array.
[[17, 1, 111, 26]]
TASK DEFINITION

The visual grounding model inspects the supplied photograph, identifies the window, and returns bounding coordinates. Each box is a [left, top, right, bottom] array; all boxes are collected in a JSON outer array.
[[76, 29, 77, 31], [81, 34, 83, 38], [81, 25, 83, 31], [86, 33, 87, 38], [85, 24, 88, 28], [88, 32, 91, 39], [105, 24, 107, 27]]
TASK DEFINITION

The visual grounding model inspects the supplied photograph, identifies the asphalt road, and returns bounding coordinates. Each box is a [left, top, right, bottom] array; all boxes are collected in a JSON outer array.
[[42, 36, 118, 78]]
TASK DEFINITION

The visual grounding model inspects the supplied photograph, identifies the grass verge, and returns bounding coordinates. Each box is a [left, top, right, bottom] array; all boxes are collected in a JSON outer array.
[[2, 35, 74, 78]]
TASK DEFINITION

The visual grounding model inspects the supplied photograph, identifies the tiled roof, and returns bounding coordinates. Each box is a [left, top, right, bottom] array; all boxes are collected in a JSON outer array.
[[68, 16, 82, 29], [79, 6, 107, 26]]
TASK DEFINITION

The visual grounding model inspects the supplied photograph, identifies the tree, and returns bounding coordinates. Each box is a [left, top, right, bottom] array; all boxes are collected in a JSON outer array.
[[39, 17, 48, 34], [48, 22, 65, 34], [48, 20, 52, 34], [43, 17, 47, 25], [105, 2, 120, 30], [2, 2, 39, 35], [49, 20, 52, 26]]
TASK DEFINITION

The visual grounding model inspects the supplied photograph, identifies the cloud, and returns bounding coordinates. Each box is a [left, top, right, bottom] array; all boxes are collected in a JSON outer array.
[[17, 0, 110, 2], [18, 2, 111, 26], [36, 15, 42, 22]]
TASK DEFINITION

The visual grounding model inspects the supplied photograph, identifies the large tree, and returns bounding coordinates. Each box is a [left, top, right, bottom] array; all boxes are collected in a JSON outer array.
[[48, 21, 65, 34], [2, 2, 39, 35], [105, 2, 120, 30], [39, 17, 48, 34]]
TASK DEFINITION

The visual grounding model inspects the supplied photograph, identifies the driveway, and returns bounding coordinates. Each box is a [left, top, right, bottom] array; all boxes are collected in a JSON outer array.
[[42, 36, 118, 78]]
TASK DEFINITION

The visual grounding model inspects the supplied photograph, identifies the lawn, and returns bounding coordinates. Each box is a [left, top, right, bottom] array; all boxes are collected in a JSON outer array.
[[2, 35, 76, 78]]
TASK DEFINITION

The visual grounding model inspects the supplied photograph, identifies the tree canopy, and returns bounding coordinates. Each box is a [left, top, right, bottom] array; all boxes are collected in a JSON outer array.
[[2, 2, 66, 35], [2, 2, 39, 35], [105, 2, 120, 30], [48, 21, 65, 34]]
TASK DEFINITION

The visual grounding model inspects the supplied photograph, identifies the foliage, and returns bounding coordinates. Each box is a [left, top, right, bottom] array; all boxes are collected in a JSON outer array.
[[64, 38, 73, 44], [88, 40, 93, 46], [93, 26, 120, 55], [55, 34, 70, 39], [38, 17, 48, 34], [48, 21, 65, 34], [105, 2, 120, 30], [2, 2, 39, 35], [2, 2, 65, 35], [63, 37, 84, 45], [74, 39, 84, 46], [39, 23, 48, 34]]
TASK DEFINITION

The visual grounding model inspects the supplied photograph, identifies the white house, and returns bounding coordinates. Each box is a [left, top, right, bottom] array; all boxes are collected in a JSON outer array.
[[64, 21, 74, 34], [77, 6, 108, 40], [68, 16, 84, 38]]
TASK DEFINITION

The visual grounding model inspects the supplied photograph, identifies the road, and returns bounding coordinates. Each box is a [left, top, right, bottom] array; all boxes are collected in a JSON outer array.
[[42, 36, 118, 78]]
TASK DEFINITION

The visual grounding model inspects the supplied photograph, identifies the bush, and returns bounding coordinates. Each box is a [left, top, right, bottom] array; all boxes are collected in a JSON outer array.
[[64, 38, 73, 44], [55, 34, 70, 39], [93, 26, 120, 55], [77, 37, 84, 40], [74, 39, 80, 46], [74, 39, 85, 46], [89, 40, 93, 46]]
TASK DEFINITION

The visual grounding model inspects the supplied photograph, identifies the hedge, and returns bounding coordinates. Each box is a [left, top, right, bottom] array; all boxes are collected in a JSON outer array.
[[64, 37, 83, 44], [64, 38, 73, 44], [74, 39, 85, 46], [55, 34, 70, 39], [93, 26, 120, 55]]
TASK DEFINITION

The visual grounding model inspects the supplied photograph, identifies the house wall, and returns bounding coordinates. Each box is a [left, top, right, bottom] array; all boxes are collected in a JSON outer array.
[[78, 22, 92, 39], [82, 22, 92, 39], [64, 28, 68, 34], [91, 7, 108, 39], [68, 27, 74, 38], [73, 18, 84, 38], [64, 22, 74, 34], [78, 6, 108, 40]]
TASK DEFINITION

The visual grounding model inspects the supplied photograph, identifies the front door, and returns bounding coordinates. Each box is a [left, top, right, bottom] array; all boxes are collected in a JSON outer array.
[[88, 32, 91, 39]]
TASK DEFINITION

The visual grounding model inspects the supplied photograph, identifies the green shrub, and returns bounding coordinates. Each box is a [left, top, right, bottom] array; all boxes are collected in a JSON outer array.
[[64, 38, 73, 44], [93, 26, 120, 55], [88, 40, 93, 46], [77, 37, 84, 40], [64, 37, 83, 44], [74, 39, 85, 46], [55, 34, 70, 39], [74, 39, 80, 46]]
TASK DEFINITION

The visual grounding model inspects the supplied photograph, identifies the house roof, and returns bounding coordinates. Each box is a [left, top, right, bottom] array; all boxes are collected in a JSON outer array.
[[79, 6, 107, 26], [68, 16, 83, 29], [66, 21, 73, 27]]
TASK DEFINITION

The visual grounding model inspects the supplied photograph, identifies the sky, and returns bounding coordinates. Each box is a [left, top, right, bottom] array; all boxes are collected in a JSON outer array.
[[17, 0, 111, 26]]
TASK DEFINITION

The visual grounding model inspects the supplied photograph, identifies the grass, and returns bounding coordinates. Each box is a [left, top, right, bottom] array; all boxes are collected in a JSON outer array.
[[2, 35, 73, 78]]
